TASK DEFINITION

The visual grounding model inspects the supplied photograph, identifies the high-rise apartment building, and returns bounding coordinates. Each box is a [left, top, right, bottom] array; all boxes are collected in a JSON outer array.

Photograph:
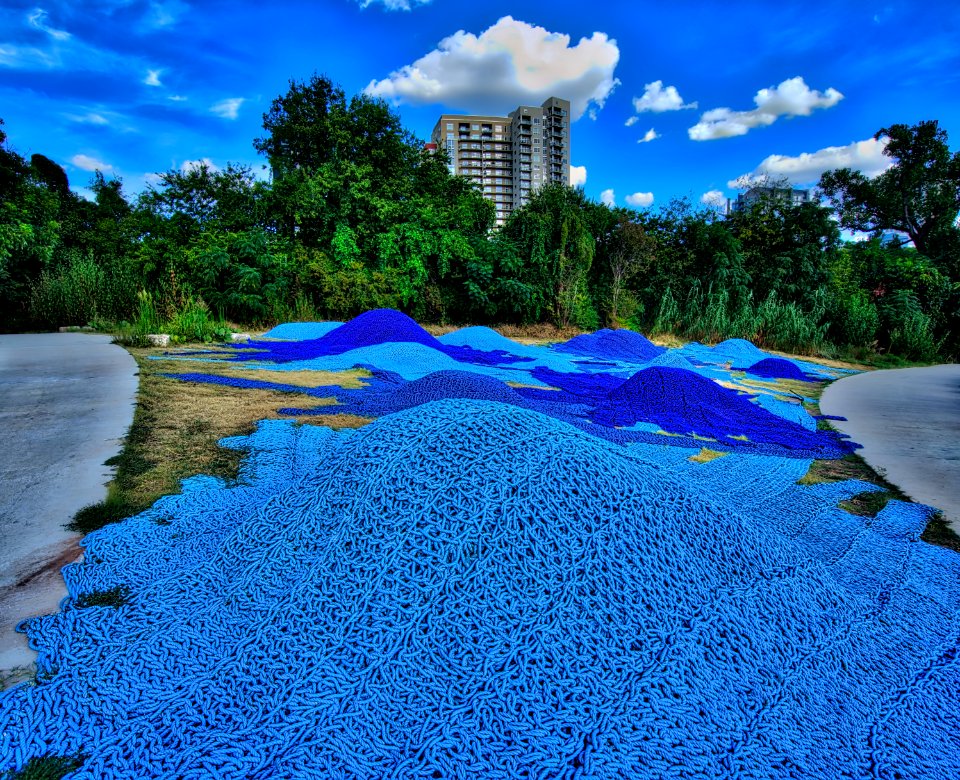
[[430, 97, 571, 226]]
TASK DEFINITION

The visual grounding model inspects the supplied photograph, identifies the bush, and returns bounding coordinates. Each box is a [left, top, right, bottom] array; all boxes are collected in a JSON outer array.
[[828, 289, 879, 348], [30, 253, 104, 326]]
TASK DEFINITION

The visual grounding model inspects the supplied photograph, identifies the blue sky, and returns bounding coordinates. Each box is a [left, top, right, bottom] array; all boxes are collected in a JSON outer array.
[[2, 0, 958, 210]]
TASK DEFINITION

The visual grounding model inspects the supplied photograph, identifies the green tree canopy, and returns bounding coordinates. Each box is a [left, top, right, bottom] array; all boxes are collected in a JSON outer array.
[[818, 120, 960, 273]]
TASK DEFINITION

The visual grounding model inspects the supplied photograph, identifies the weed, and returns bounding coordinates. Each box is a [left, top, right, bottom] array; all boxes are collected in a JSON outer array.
[[2, 754, 84, 780], [74, 586, 130, 609]]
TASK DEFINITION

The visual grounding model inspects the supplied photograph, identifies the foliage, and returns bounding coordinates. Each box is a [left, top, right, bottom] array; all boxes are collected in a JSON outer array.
[[818, 120, 960, 274], [1, 104, 956, 361]]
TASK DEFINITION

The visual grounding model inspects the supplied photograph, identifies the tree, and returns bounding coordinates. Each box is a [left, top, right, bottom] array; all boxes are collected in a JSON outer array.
[[818, 120, 960, 272], [606, 216, 656, 325]]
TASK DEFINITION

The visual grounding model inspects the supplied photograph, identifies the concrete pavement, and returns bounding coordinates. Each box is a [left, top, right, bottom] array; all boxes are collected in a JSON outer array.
[[820, 364, 960, 532], [0, 333, 138, 680]]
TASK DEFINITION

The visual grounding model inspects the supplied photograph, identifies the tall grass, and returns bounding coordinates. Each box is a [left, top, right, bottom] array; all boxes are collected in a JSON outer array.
[[114, 292, 231, 346], [648, 284, 829, 355], [29, 253, 139, 328]]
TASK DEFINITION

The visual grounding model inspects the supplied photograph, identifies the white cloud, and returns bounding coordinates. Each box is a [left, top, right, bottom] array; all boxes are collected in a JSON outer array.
[[66, 112, 109, 125], [364, 16, 620, 121], [631, 80, 696, 113], [181, 158, 219, 173], [210, 97, 245, 120], [0, 44, 51, 68], [600, 188, 615, 207], [143, 172, 164, 188], [624, 116, 638, 127], [689, 77, 843, 141], [569, 164, 587, 187], [27, 8, 71, 41], [625, 191, 654, 208], [144, 69, 163, 87], [357, 0, 431, 9], [637, 128, 659, 144], [71, 154, 112, 172], [700, 190, 728, 209], [168, 95, 188, 102], [729, 137, 892, 187], [143, 1, 188, 29]]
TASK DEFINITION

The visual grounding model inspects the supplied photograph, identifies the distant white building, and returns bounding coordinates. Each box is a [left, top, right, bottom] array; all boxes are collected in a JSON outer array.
[[732, 186, 813, 212]]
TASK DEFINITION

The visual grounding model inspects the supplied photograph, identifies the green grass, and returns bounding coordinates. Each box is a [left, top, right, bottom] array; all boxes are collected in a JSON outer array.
[[74, 586, 130, 609], [2, 755, 84, 780]]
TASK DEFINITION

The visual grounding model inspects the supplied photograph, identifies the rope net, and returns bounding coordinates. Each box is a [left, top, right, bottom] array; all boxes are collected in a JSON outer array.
[[3, 312, 957, 778]]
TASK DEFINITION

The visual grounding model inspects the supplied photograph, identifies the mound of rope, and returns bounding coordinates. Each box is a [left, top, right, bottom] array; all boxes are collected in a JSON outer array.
[[2, 400, 958, 779], [229, 309, 530, 367], [589, 366, 851, 456], [553, 327, 665, 362], [739, 356, 815, 382]]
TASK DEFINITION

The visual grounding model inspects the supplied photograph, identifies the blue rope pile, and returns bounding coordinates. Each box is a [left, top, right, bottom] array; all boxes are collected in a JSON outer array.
[[588, 366, 854, 457], [2, 400, 959, 778], [553, 327, 665, 362], [259, 321, 343, 340], [232, 309, 531, 367], [741, 357, 816, 382]]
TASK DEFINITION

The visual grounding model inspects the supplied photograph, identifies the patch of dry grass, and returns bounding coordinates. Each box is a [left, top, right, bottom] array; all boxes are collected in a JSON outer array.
[[151, 359, 372, 390], [77, 348, 375, 533], [688, 448, 728, 464]]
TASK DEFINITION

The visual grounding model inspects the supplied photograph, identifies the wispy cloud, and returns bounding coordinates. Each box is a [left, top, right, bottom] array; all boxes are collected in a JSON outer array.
[[637, 128, 659, 144], [66, 111, 109, 125], [356, 0, 432, 9], [689, 77, 843, 141], [27, 8, 71, 41], [365, 16, 620, 121], [144, 69, 163, 87], [71, 153, 112, 171], [143, 0, 189, 30], [210, 97, 245, 120]]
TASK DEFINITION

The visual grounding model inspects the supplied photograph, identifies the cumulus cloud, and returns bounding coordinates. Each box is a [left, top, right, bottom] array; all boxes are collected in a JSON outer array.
[[624, 116, 638, 127], [144, 69, 163, 87], [71, 154, 112, 171], [729, 137, 892, 187], [181, 158, 219, 173], [631, 81, 696, 113], [210, 97, 245, 120], [357, 0, 431, 9], [600, 188, 615, 207], [637, 128, 659, 144], [569, 165, 587, 187], [364, 16, 620, 121], [689, 77, 843, 141], [700, 190, 728, 209], [27, 8, 70, 41], [625, 191, 654, 208]]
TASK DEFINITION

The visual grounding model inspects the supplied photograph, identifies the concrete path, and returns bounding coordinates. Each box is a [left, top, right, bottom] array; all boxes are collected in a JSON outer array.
[[0, 333, 138, 682], [820, 365, 960, 532]]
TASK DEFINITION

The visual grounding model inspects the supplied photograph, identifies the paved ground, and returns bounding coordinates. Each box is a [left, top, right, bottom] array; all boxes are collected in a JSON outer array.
[[0, 333, 138, 681], [820, 364, 960, 532]]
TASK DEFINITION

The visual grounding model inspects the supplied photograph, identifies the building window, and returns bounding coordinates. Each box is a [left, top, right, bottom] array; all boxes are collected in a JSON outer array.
[[446, 122, 453, 130]]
